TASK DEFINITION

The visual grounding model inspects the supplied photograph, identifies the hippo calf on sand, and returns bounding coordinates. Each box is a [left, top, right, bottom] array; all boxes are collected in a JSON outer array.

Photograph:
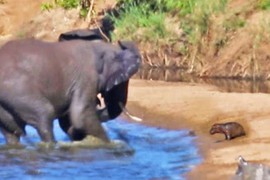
[[210, 122, 246, 140]]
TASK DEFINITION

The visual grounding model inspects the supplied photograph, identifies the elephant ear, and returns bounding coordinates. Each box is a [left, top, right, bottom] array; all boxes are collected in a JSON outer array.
[[104, 41, 141, 91], [58, 29, 103, 41]]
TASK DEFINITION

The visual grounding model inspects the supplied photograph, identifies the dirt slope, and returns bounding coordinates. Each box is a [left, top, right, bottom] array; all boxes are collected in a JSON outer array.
[[200, 0, 270, 79], [0, 0, 45, 36]]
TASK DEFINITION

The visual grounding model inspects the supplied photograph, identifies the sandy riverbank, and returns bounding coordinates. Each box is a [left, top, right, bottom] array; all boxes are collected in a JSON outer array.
[[127, 79, 270, 180]]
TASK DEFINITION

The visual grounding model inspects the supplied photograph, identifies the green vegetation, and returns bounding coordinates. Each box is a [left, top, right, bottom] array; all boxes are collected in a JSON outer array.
[[56, 0, 79, 9], [41, 0, 79, 10], [110, 3, 168, 42], [257, 0, 270, 10], [40, 0, 90, 18], [111, 0, 229, 43], [41, 2, 55, 11], [110, 0, 230, 68]]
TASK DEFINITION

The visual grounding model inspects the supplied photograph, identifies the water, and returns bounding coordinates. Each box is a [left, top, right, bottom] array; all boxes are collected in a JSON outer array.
[[135, 68, 270, 93], [0, 119, 201, 180]]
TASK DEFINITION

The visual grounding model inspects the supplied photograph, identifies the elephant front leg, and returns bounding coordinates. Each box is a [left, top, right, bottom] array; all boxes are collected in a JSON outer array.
[[70, 90, 109, 142]]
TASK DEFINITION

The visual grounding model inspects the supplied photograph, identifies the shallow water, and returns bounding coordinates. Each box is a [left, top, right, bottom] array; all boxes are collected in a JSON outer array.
[[0, 119, 201, 180]]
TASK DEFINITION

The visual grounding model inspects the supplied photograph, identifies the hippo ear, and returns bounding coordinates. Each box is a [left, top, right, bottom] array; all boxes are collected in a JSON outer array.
[[104, 42, 141, 91], [58, 29, 102, 41]]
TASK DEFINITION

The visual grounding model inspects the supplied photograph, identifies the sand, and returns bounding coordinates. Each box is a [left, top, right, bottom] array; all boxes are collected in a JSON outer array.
[[127, 79, 270, 180]]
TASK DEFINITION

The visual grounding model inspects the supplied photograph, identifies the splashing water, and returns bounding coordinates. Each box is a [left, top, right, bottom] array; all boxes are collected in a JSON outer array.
[[0, 118, 201, 180]]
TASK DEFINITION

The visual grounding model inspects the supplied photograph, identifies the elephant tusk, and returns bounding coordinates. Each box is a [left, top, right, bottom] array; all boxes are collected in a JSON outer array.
[[119, 103, 143, 122], [96, 93, 106, 110]]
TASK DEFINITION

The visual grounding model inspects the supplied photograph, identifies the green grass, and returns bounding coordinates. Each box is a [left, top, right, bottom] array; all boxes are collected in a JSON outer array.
[[41, 0, 80, 11], [41, 2, 55, 11], [113, 0, 228, 45], [180, 0, 228, 44], [41, 0, 89, 18], [257, 0, 270, 10], [110, 3, 169, 42], [56, 0, 79, 9]]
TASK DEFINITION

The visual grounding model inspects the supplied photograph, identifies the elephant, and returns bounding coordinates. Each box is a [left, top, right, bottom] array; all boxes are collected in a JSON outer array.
[[57, 29, 131, 140], [0, 38, 141, 145], [58, 17, 114, 42]]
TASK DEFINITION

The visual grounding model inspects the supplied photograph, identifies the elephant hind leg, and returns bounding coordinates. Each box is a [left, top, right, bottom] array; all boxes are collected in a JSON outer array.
[[0, 127, 20, 145], [0, 105, 25, 145], [2, 97, 56, 143]]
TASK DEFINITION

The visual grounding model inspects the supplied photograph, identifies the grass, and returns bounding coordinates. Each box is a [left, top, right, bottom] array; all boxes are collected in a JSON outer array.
[[55, 0, 79, 9], [109, 0, 231, 68], [41, 2, 55, 11], [257, 0, 270, 10], [41, 0, 80, 11], [110, 3, 169, 42], [41, 0, 90, 18], [113, 0, 228, 45]]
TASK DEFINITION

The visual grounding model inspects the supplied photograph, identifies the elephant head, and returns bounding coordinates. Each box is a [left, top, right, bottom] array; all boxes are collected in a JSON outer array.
[[97, 41, 141, 92]]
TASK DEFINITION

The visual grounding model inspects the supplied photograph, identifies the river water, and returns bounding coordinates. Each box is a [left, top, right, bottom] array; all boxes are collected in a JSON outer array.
[[0, 119, 201, 180], [135, 68, 270, 93]]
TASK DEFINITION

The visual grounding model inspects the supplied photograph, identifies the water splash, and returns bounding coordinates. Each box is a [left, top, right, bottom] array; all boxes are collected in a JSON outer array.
[[0, 118, 201, 180]]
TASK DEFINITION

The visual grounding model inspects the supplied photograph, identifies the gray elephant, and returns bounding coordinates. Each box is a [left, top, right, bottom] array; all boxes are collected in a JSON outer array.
[[0, 38, 141, 145], [58, 28, 128, 122], [57, 29, 131, 140]]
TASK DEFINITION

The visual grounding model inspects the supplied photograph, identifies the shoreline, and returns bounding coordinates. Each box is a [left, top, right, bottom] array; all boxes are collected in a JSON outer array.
[[127, 79, 270, 179]]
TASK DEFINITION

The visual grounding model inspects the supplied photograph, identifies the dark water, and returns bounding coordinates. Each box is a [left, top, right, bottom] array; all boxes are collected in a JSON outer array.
[[134, 68, 270, 93], [0, 119, 201, 180]]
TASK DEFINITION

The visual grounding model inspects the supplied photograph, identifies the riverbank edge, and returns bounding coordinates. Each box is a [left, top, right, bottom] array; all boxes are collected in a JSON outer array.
[[126, 79, 270, 180]]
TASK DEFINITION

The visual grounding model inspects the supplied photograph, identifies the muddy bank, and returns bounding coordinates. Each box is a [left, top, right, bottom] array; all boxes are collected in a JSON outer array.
[[127, 79, 270, 179]]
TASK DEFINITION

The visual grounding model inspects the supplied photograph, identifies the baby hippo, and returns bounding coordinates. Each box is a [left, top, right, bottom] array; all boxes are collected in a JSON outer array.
[[210, 122, 246, 140]]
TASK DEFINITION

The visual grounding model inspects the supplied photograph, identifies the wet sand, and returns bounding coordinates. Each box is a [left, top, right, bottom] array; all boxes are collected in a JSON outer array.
[[127, 79, 270, 180]]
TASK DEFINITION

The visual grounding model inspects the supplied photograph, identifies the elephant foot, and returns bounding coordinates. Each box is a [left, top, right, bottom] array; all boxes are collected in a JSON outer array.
[[67, 127, 86, 141], [0, 128, 21, 145], [67, 125, 109, 143]]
